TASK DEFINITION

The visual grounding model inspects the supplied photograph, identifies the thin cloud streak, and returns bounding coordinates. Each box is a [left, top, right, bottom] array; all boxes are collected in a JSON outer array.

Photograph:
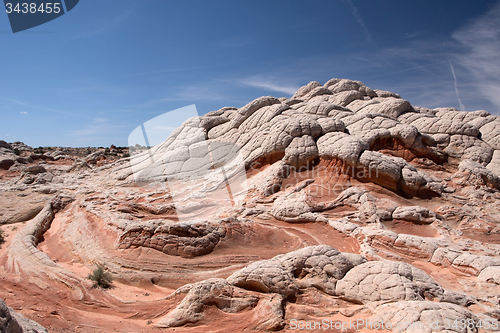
[[67, 2, 135, 41], [132, 83, 246, 111], [404, 30, 426, 39], [452, 1, 500, 111], [449, 61, 465, 111], [337, 2, 500, 114], [344, 0, 372, 43], [236, 76, 299, 96], [144, 87, 232, 105], [364, 60, 450, 80], [0, 96, 77, 116], [73, 122, 126, 137]]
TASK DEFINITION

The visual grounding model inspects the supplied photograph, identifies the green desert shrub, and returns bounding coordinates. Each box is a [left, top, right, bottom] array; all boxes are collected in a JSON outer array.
[[0, 228, 5, 248], [87, 265, 113, 289]]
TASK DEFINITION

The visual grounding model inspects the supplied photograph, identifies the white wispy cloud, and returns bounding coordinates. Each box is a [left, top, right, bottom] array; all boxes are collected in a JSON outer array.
[[338, 2, 500, 114], [0, 96, 76, 116], [136, 87, 232, 109], [93, 117, 108, 123], [235, 76, 299, 96], [68, 2, 135, 41], [452, 1, 500, 111], [57, 82, 127, 95], [404, 30, 426, 39], [449, 61, 465, 111], [20, 111, 28, 115], [344, 0, 373, 43], [169, 85, 234, 102], [73, 122, 126, 138], [130, 76, 300, 116]]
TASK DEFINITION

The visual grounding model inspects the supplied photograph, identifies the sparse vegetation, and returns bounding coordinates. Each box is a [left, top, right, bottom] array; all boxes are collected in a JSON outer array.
[[87, 265, 113, 289], [0, 228, 5, 246], [13, 148, 20, 156], [34, 146, 45, 154]]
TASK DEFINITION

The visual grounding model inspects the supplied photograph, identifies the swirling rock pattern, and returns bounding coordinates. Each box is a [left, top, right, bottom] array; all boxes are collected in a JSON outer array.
[[0, 78, 499, 332]]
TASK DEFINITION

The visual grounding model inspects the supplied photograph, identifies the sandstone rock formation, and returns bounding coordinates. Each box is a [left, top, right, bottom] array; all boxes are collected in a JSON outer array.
[[1, 78, 500, 332], [0, 141, 17, 171], [0, 299, 48, 333]]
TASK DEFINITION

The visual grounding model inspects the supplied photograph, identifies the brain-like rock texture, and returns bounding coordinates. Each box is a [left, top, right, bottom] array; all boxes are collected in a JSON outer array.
[[1, 78, 500, 332], [227, 245, 366, 298], [155, 278, 259, 327], [372, 301, 480, 333], [336, 261, 444, 303], [118, 219, 227, 258]]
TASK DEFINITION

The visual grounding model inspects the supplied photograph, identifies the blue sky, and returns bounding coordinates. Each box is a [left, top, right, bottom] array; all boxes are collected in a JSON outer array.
[[1, 0, 500, 147]]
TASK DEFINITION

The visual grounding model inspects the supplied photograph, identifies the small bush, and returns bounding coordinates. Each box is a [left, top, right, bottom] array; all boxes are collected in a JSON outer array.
[[0, 228, 5, 248], [13, 148, 20, 156], [87, 265, 113, 289]]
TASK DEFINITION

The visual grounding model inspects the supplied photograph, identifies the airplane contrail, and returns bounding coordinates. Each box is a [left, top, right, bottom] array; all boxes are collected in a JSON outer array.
[[344, 0, 372, 43], [449, 61, 465, 111]]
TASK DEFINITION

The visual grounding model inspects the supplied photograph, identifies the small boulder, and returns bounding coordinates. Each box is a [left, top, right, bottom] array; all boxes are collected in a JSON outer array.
[[24, 165, 47, 175], [85, 150, 105, 164], [392, 206, 435, 223], [0, 140, 13, 150]]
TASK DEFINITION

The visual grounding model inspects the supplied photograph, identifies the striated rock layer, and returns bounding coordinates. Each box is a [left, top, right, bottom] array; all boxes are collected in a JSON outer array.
[[1, 78, 500, 332]]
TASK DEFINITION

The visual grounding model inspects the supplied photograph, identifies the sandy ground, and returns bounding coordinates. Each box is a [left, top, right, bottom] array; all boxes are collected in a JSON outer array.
[[0, 156, 499, 332]]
